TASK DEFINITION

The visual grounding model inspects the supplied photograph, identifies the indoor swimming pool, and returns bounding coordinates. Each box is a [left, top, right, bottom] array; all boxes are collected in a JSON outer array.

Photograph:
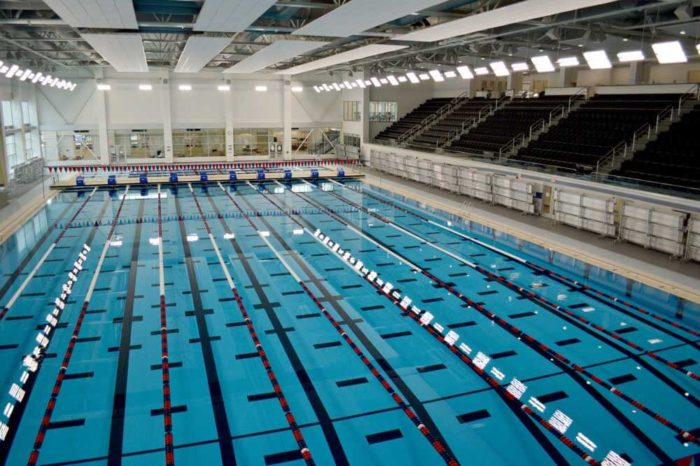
[[0, 178, 697, 466]]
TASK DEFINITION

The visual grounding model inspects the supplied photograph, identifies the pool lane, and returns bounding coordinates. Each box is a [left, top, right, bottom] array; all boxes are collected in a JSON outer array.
[[332, 182, 700, 394], [213, 182, 457, 465], [1, 182, 698, 465], [0, 192, 81, 305], [254, 180, 696, 464]]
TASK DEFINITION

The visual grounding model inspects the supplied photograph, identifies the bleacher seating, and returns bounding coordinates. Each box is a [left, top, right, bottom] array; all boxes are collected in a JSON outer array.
[[375, 98, 451, 141], [611, 107, 700, 188], [446, 96, 570, 155], [410, 98, 495, 149], [512, 93, 680, 171]]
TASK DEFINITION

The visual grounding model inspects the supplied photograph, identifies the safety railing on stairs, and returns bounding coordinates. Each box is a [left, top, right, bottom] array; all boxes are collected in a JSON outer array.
[[595, 140, 627, 178], [568, 88, 587, 111], [396, 91, 470, 145]]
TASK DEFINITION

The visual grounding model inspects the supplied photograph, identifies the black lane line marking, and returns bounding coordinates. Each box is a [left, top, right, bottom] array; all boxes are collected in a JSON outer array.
[[206, 192, 348, 466], [108, 200, 145, 466], [555, 338, 581, 347], [335, 377, 369, 388], [537, 391, 569, 403], [380, 331, 412, 340], [264, 450, 304, 465], [313, 341, 342, 349], [256, 189, 457, 461], [457, 409, 490, 424], [609, 374, 637, 385], [508, 311, 536, 319], [46, 419, 86, 429], [247, 392, 277, 402], [151, 405, 187, 416], [448, 321, 476, 329], [0, 195, 110, 465], [416, 364, 447, 374], [173, 196, 236, 466], [0, 197, 76, 303], [64, 372, 94, 380], [490, 350, 517, 360], [309, 186, 658, 464], [366, 429, 403, 444]]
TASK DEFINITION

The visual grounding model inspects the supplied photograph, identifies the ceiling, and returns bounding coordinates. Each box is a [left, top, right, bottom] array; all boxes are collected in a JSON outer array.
[[0, 0, 698, 79]]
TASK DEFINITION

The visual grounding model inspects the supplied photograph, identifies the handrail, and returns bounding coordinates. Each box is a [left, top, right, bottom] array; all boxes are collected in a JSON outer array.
[[568, 88, 587, 111], [498, 132, 526, 160], [595, 140, 627, 178], [630, 123, 651, 152], [397, 91, 470, 144], [654, 105, 674, 133], [677, 85, 698, 116], [548, 104, 565, 124]]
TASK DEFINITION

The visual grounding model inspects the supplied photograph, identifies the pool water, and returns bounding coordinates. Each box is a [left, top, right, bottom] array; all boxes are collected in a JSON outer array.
[[0, 178, 697, 466]]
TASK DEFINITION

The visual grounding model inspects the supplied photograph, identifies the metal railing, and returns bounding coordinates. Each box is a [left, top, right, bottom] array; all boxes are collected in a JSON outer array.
[[568, 88, 587, 111], [396, 91, 470, 145], [595, 140, 627, 178], [630, 123, 651, 152], [494, 104, 568, 160]]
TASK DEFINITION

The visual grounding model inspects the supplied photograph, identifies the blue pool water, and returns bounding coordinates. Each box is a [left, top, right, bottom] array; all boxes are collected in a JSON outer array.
[[0, 178, 698, 466]]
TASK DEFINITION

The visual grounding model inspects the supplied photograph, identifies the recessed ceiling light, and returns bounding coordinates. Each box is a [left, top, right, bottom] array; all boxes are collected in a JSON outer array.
[[583, 50, 612, 69], [428, 69, 444, 82], [397, 76, 407, 83], [557, 56, 580, 67], [178, 84, 192, 91], [387, 75, 399, 86], [652, 40, 687, 64], [255, 84, 268, 92], [332, 83, 341, 91], [531, 55, 555, 72], [622, 37, 629, 42], [355, 78, 367, 88], [379, 78, 388, 84], [217, 84, 231, 91], [474, 67, 489, 75], [511, 62, 529, 72], [456, 65, 473, 79], [419, 73, 430, 80], [370, 77, 381, 87], [443, 70, 457, 78], [617, 50, 644, 62], [489, 61, 509, 76], [680, 30, 686, 35], [406, 72, 420, 83], [139, 83, 153, 91], [97, 83, 111, 91]]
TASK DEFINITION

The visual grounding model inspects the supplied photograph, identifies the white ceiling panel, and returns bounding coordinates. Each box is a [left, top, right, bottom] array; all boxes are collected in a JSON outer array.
[[224, 40, 328, 74], [292, 0, 448, 38], [175, 36, 232, 73], [194, 0, 277, 32], [277, 44, 407, 75], [44, 0, 137, 29], [81, 33, 148, 72], [398, 0, 617, 42]]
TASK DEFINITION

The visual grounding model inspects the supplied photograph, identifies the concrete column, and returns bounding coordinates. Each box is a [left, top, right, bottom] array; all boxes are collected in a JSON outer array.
[[223, 79, 234, 161], [555, 67, 578, 88], [282, 77, 292, 160], [160, 71, 174, 163], [507, 73, 523, 93], [361, 72, 370, 144], [95, 70, 109, 165], [628, 62, 646, 85]]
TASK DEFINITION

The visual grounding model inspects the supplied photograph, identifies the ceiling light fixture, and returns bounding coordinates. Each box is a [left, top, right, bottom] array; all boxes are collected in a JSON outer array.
[[387, 75, 399, 86], [557, 56, 580, 67], [217, 84, 231, 91], [474, 66, 489, 75], [406, 72, 421, 83], [489, 61, 510, 76], [97, 83, 111, 91], [179, 84, 192, 91], [255, 85, 268, 92], [583, 50, 612, 69], [139, 83, 153, 91], [652, 40, 687, 64], [456, 65, 474, 79], [428, 69, 444, 82], [511, 62, 529, 72], [617, 50, 644, 62], [531, 55, 555, 72]]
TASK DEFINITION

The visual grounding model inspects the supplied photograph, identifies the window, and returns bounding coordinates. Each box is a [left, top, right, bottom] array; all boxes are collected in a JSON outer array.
[[21, 101, 31, 125], [24, 132, 34, 159], [5, 134, 17, 169], [369, 101, 398, 122], [343, 101, 361, 121], [233, 128, 277, 156], [1, 101, 15, 127], [173, 128, 225, 158], [112, 129, 165, 159], [343, 133, 360, 147]]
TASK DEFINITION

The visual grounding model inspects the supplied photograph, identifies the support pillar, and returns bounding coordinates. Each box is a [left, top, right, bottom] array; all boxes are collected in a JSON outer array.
[[224, 79, 234, 161], [282, 77, 292, 160], [95, 70, 109, 164], [160, 71, 174, 163]]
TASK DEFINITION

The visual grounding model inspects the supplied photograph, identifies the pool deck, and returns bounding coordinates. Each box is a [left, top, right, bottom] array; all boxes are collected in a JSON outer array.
[[360, 168, 700, 306]]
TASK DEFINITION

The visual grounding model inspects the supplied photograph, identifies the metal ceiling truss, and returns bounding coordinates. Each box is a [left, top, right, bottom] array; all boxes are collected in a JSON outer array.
[[0, 0, 696, 76]]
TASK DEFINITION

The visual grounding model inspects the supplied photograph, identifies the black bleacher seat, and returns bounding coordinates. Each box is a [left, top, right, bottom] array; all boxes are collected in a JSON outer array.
[[511, 93, 681, 172], [611, 107, 700, 189], [409, 98, 495, 149], [374, 98, 451, 141], [446, 96, 570, 155]]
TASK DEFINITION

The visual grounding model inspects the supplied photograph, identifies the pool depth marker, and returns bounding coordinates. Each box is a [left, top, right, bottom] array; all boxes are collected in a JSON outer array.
[[187, 184, 315, 465], [221, 182, 458, 465], [27, 186, 131, 465]]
